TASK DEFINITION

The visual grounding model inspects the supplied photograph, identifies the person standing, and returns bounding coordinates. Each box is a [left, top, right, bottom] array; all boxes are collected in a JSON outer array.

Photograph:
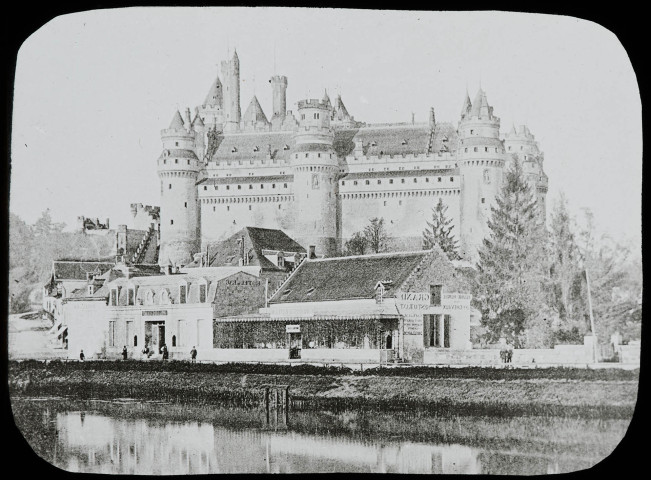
[[190, 346, 197, 363], [122, 346, 128, 361], [79, 350, 85, 361], [161, 344, 168, 361]]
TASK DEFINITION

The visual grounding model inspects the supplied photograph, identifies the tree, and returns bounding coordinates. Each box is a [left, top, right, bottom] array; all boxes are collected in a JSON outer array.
[[422, 198, 460, 260], [343, 232, 368, 256], [546, 193, 588, 343], [363, 217, 389, 253], [474, 158, 547, 347]]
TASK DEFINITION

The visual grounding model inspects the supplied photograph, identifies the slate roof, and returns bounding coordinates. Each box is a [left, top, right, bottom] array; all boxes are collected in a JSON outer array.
[[269, 251, 430, 304], [205, 227, 305, 271], [52, 261, 115, 281], [207, 122, 459, 163]]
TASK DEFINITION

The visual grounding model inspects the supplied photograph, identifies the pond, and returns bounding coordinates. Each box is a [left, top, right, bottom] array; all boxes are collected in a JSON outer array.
[[11, 396, 628, 474]]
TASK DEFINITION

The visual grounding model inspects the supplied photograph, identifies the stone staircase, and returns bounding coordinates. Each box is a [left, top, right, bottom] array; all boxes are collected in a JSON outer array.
[[131, 224, 155, 264]]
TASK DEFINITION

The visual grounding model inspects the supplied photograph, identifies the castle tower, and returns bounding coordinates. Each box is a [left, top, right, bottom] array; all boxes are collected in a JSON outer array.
[[457, 89, 507, 262], [191, 110, 206, 162], [221, 49, 241, 132], [503, 124, 548, 222], [157, 110, 201, 266], [270, 75, 287, 130], [291, 98, 339, 257]]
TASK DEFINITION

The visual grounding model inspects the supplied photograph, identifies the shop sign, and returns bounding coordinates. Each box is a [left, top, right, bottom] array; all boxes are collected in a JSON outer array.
[[142, 310, 168, 316], [397, 292, 430, 335], [441, 293, 471, 311], [285, 324, 300, 333]]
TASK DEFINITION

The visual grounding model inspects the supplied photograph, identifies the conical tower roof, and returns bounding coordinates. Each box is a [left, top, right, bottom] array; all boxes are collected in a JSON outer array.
[[322, 89, 332, 107], [461, 91, 472, 117], [192, 112, 204, 128], [469, 89, 491, 118], [243, 95, 269, 124], [334, 94, 350, 120], [203, 75, 223, 106], [168, 110, 185, 130]]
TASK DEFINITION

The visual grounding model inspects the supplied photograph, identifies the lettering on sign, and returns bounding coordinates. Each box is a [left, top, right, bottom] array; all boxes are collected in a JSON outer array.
[[285, 324, 300, 333], [397, 291, 430, 336], [441, 293, 471, 311], [225, 279, 261, 286], [142, 310, 168, 316]]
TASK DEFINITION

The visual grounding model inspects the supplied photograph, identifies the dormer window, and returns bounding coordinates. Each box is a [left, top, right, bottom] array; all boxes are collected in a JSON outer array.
[[110, 288, 118, 306], [179, 284, 187, 304], [370, 141, 377, 147], [253, 146, 259, 152], [231, 147, 237, 153], [283, 144, 290, 150], [127, 286, 135, 306], [401, 139, 408, 145], [161, 289, 170, 305]]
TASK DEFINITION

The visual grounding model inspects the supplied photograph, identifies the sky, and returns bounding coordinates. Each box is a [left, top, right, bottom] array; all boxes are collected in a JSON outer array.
[[11, 8, 642, 250]]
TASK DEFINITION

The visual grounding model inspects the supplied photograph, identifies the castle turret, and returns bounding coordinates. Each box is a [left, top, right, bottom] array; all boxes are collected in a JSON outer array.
[[270, 75, 288, 131], [291, 98, 339, 257], [457, 89, 506, 262], [157, 110, 201, 266], [503, 124, 548, 222], [221, 49, 241, 132]]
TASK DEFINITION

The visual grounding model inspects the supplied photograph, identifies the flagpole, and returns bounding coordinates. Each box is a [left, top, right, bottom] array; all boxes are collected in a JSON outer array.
[[585, 267, 598, 363]]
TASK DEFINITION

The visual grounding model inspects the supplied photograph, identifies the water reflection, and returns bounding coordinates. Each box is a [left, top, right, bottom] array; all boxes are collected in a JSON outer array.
[[14, 398, 626, 475]]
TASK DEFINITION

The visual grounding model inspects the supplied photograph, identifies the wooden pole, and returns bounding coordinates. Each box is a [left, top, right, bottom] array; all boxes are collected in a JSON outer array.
[[585, 268, 598, 363]]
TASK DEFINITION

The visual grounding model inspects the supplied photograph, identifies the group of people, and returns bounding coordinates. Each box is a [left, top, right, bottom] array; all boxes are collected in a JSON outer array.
[[80, 345, 198, 362], [500, 344, 514, 363]]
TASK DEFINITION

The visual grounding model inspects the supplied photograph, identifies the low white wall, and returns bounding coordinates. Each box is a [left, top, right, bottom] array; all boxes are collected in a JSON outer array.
[[424, 349, 500, 365], [423, 344, 591, 365], [166, 347, 383, 363], [619, 345, 640, 364]]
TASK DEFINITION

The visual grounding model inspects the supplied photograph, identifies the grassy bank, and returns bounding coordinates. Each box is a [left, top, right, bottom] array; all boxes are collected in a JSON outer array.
[[9, 360, 639, 418]]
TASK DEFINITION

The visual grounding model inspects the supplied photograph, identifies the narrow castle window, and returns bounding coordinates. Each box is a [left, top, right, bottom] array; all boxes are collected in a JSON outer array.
[[353, 181, 358, 186], [485, 147, 488, 152], [365, 180, 370, 185], [164, 159, 167, 164], [175, 142, 179, 146], [508, 146, 512, 151], [169, 184, 172, 189], [187, 159, 190, 165], [226, 185, 230, 190], [227, 206, 230, 211], [341, 181, 345, 186], [399, 200, 403, 206], [377, 179, 381, 184], [284, 183, 288, 188], [470, 129, 474, 134], [249, 205, 252, 210], [465, 148, 468, 153], [249, 185, 253, 189], [175, 159, 178, 164], [203, 186, 207, 190], [481, 198, 485, 204], [213, 206, 215, 212], [389, 179, 394, 184], [170, 219, 174, 225], [237, 185, 241, 190], [474, 147, 478, 152], [426, 178, 429, 182], [450, 177, 454, 182], [272, 184, 276, 188], [401, 179, 405, 184], [438, 177, 442, 182], [413, 178, 417, 183], [260, 184, 264, 189], [184, 202, 187, 208]]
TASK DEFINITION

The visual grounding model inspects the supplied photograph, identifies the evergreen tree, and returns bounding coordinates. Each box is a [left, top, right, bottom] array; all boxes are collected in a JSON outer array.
[[475, 157, 546, 347], [422, 198, 460, 260]]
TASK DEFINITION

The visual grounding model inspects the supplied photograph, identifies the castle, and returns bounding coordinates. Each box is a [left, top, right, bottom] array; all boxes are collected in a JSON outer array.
[[157, 50, 548, 266]]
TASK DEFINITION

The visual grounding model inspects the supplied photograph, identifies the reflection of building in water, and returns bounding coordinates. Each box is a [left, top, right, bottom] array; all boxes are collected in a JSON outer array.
[[54, 412, 481, 474]]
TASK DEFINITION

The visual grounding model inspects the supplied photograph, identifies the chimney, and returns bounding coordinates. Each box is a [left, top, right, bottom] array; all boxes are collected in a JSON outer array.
[[429, 107, 436, 129], [411, 112, 415, 125], [184, 108, 192, 129], [309, 245, 316, 259]]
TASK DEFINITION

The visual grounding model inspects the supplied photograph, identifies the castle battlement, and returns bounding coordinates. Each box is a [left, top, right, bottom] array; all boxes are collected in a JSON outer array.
[[155, 51, 548, 264]]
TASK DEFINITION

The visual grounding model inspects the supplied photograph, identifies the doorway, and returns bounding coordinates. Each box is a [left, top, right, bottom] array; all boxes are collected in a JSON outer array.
[[289, 333, 302, 359], [145, 321, 166, 353]]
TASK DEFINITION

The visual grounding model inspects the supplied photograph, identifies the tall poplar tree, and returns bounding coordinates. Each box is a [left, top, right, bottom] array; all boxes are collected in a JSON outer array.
[[422, 198, 460, 260], [475, 158, 546, 346]]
